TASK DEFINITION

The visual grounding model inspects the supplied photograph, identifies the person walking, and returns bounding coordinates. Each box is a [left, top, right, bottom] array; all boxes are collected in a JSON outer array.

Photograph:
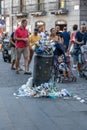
[[14, 19, 30, 74], [9, 32, 16, 70]]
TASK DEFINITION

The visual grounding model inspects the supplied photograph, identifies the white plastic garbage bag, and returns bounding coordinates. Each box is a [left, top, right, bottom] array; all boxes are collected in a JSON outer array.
[[25, 77, 33, 88]]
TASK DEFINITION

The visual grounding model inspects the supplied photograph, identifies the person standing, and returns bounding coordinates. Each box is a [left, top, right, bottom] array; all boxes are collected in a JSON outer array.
[[55, 25, 62, 37], [74, 24, 86, 76], [82, 26, 87, 45], [28, 28, 41, 65], [49, 28, 65, 63], [68, 24, 78, 69], [55, 25, 64, 44], [62, 26, 70, 51], [14, 19, 30, 74], [49, 28, 58, 42], [38, 26, 46, 39], [9, 32, 16, 70]]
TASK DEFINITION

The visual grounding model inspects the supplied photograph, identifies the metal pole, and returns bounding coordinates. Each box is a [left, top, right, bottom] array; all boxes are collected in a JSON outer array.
[[12, 0, 13, 32]]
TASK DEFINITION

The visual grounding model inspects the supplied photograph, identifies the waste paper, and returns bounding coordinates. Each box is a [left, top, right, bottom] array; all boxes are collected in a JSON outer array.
[[14, 77, 72, 98], [13, 77, 85, 104]]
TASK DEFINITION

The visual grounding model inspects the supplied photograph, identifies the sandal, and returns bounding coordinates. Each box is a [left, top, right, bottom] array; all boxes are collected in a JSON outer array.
[[24, 71, 32, 75]]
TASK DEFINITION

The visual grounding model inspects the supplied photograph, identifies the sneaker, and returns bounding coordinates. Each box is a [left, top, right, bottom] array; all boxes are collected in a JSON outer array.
[[24, 71, 32, 75]]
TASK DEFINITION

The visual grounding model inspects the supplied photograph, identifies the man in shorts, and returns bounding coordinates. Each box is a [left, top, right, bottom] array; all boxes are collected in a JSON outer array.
[[75, 24, 86, 76], [9, 32, 16, 70], [14, 19, 31, 74]]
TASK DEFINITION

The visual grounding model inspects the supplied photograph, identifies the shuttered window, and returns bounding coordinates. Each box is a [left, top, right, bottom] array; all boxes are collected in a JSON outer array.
[[38, 0, 44, 11], [60, 0, 65, 9]]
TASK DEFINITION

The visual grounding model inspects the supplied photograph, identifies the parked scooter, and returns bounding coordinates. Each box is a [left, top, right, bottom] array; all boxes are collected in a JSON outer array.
[[2, 38, 11, 63]]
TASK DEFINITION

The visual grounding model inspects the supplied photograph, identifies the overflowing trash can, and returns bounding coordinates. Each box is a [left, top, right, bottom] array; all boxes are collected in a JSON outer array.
[[33, 53, 53, 86]]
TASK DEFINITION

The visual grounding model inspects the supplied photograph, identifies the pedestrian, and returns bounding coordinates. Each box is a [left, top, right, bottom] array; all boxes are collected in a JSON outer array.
[[49, 28, 58, 42], [55, 25, 62, 37], [68, 24, 78, 70], [62, 26, 70, 51], [14, 19, 30, 74], [74, 24, 86, 76], [9, 32, 16, 70], [38, 26, 46, 39], [82, 26, 87, 45], [44, 30, 49, 39], [55, 25, 64, 44], [28, 28, 41, 66], [49, 28, 65, 64]]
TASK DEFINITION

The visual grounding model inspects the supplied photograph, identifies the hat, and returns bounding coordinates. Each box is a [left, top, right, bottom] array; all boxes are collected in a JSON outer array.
[[34, 28, 38, 32]]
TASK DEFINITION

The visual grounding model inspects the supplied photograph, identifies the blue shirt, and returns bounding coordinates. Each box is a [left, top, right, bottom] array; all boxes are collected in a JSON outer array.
[[83, 32, 87, 45], [62, 31, 70, 48], [75, 31, 84, 49]]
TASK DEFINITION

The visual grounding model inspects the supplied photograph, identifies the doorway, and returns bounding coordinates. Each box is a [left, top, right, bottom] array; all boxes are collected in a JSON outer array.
[[35, 21, 45, 31], [55, 20, 67, 31]]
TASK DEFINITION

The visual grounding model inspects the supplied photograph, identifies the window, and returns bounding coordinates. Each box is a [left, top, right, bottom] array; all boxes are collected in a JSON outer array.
[[38, 0, 44, 11], [20, 0, 24, 13], [60, 0, 65, 9]]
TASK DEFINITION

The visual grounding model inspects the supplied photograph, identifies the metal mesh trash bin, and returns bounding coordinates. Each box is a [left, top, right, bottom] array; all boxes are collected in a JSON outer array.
[[33, 53, 53, 86]]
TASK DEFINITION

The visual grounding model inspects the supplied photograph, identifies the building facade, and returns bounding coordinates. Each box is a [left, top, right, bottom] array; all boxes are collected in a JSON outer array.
[[0, 0, 87, 33]]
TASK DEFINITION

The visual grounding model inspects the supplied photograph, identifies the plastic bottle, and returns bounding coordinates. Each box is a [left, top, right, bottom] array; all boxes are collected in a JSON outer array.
[[52, 82, 57, 92]]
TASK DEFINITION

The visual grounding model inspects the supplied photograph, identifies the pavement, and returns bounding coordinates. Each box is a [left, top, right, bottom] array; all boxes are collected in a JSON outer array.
[[0, 52, 87, 130]]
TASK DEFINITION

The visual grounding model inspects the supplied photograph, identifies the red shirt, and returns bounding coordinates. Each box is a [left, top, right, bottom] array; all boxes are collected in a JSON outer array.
[[15, 26, 28, 48]]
